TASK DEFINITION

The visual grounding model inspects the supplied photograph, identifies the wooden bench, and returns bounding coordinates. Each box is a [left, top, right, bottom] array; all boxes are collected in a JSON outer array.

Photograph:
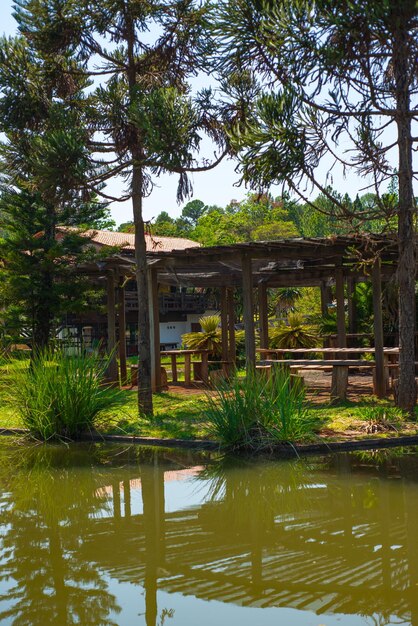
[[259, 359, 376, 402]]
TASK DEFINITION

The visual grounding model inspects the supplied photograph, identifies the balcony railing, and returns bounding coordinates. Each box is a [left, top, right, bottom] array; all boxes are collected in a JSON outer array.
[[125, 291, 209, 314]]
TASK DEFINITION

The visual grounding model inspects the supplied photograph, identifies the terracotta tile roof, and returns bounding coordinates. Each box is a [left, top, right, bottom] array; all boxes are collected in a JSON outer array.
[[56, 227, 200, 252]]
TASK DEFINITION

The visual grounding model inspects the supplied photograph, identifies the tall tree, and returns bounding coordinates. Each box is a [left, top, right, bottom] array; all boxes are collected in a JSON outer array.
[[215, 0, 418, 412], [15, 0, 228, 415], [0, 34, 107, 347], [193, 193, 298, 245]]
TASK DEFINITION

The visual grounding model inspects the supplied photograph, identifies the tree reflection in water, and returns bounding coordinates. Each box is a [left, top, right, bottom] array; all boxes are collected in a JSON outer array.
[[0, 443, 121, 625], [1, 442, 418, 626]]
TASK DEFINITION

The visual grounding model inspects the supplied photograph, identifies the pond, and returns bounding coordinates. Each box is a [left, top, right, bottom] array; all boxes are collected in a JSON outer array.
[[0, 440, 417, 626]]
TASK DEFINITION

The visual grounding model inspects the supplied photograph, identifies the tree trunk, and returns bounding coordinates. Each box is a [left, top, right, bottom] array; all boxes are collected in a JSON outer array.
[[393, 24, 416, 413], [132, 164, 153, 416], [125, 11, 153, 416], [33, 206, 55, 350], [33, 271, 53, 350]]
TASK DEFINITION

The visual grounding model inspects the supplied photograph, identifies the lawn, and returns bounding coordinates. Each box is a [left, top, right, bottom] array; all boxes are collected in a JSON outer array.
[[1, 357, 418, 443]]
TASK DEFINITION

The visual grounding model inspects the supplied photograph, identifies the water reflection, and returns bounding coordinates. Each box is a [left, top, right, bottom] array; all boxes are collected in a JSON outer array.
[[0, 444, 122, 625], [0, 442, 418, 625]]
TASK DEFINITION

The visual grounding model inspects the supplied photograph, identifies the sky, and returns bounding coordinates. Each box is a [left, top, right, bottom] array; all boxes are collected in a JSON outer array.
[[1, 0, 411, 227]]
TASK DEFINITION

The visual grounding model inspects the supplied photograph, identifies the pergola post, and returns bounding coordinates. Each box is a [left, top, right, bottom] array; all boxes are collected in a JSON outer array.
[[320, 280, 330, 317], [258, 282, 269, 350], [221, 286, 229, 364], [372, 258, 386, 397], [148, 268, 161, 392], [335, 266, 347, 348], [106, 269, 119, 383], [118, 278, 128, 386], [333, 266, 348, 400], [227, 288, 236, 366], [242, 254, 256, 372], [347, 277, 357, 335]]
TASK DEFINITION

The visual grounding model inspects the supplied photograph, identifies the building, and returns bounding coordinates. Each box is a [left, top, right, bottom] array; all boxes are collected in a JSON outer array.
[[60, 228, 218, 354]]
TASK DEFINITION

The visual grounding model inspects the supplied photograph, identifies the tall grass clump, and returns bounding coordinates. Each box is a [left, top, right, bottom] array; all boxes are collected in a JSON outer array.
[[204, 370, 319, 451], [9, 348, 126, 440]]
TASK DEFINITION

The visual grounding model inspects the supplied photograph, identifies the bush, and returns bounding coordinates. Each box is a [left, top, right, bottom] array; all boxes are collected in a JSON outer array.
[[269, 313, 318, 349], [9, 348, 126, 440], [182, 314, 222, 357], [204, 370, 319, 450]]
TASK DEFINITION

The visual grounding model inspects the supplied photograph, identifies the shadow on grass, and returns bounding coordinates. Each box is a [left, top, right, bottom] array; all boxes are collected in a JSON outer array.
[[104, 391, 210, 440]]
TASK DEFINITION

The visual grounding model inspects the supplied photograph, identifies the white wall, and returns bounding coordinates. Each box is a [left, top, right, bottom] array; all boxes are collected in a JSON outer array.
[[159, 321, 188, 347], [159, 310, 217, 347]]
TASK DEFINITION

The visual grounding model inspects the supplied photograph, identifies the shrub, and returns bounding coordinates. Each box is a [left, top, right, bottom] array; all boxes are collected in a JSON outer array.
[[9, 348, 126, 440], [204, 369, 319, 450], [182, 314, 222, 357], [269, 313, 318, 349]]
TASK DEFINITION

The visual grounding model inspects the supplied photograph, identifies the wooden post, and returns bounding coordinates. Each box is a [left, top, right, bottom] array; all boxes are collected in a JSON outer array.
[[372, 258, 386, 397], [201, 351, 209, 385], [347, 277, 357, 336], [106, 270, 118, 383], [227, 288, 236, 366], [258, 282, 269, 350], [148, 268, 161, 392], [242, 254, 256, 372], [320, 280, 329, 317], [170, 354, 177, 383], [221, 286, 229, 363], [320, 280, 332, 350], [335, 266, 347, 348], [331, 365, 349, 404], [184, 353, 191, 385], [118, 278, 128, 386]]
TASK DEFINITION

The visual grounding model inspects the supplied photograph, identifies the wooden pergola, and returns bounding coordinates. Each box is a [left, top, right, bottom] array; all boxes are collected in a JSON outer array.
[[144, 235, 399, 396], [85, 234, 400, 396]]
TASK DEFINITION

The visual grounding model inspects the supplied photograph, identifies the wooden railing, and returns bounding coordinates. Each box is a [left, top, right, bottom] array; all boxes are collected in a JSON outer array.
[[125, 291, 209, 314]]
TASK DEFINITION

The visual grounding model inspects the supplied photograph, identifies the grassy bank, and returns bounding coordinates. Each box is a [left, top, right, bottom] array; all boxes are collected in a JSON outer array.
[[1, 358, 418, 443]]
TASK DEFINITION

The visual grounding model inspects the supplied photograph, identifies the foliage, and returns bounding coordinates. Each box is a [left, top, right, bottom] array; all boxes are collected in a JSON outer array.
[[353, 283, 373, 334], [204, 370, 319, 450], [269, 313, 318, 349], [314, 313, 338, 337], [269, 287, 302, 316], [0, 34, 108, 348], [182, 315, 222, 357], [8, 349, 126, 441], [213, 0, 418, 411], [360, 405, 407, 434], [193, 193, 298, 245]]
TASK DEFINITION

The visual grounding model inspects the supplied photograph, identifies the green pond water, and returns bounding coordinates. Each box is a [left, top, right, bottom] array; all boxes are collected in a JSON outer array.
[[0, 441, 418, 626]]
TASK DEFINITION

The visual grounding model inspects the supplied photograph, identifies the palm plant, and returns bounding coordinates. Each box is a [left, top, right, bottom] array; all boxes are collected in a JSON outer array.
[[314, 312, 338, 337], [269, 313, 318, 349], [182, 315, 223, 357], [269, 287, 302, 317]]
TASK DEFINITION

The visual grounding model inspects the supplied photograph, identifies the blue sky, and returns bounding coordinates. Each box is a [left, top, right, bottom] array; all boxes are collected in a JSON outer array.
[[1, 0, 406, 227]]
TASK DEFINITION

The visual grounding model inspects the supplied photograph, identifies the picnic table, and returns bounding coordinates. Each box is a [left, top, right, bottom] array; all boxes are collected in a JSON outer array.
[[160, 349, 211, 385], [257, 347, 400, 402]]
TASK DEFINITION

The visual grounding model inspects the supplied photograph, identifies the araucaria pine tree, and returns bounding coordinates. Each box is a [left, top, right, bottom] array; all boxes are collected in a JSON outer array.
[[0, 32, 108, 347], [13, 0, 227, 415]]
